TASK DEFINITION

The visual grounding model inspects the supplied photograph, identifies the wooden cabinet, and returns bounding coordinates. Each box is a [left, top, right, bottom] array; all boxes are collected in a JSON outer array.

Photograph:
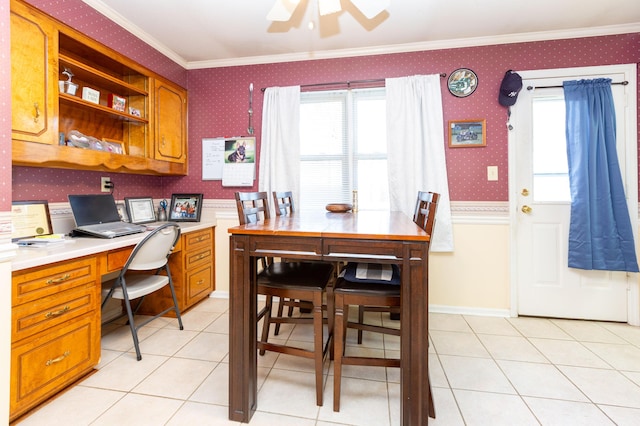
[[136, 227, 215, 316], [153, 78, 187, 166], [10, 0, 188, 176], [10, 0, 58, 145], [10, 256, 101, 422]]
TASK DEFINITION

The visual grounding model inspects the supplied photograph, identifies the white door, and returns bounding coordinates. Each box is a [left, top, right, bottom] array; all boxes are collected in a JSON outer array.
[[510, 65, 639, 324]]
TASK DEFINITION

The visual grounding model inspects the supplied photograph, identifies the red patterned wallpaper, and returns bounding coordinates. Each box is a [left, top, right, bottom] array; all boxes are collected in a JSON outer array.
[[8, 1, 640, 203], [177, 34, 640, 202]]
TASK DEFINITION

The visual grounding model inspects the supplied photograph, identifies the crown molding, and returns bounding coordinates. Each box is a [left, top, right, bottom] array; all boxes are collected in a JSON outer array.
[[186, 23, 640, 69]]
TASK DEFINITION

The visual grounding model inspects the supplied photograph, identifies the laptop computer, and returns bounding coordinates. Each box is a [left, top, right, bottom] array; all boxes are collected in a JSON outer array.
[[68, 194, 147, 238], [124, 196, 165, 229]]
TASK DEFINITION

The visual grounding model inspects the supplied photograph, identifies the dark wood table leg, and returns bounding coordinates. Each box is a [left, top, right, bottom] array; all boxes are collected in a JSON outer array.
[[400, 243, 430, 425], [228, 235, 257, 423]]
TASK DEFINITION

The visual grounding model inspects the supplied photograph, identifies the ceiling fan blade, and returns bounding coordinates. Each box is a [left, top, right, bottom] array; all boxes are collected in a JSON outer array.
[[318, 0, 342, 16], [267, 0, 302, 21], [350, 0, 390, 19]]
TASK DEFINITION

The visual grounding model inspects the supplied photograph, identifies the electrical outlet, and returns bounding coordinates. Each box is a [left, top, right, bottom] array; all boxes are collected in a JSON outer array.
[[101, 177, 112, 192], [487, 166, 498, 181]]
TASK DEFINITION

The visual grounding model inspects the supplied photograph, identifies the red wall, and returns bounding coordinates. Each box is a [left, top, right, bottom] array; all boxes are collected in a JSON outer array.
[[9, 1, 640, 203], [174, 34, 640, 202]]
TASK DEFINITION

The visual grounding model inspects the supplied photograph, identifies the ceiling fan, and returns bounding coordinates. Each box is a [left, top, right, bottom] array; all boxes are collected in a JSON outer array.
[[267, 0, 390, 22]]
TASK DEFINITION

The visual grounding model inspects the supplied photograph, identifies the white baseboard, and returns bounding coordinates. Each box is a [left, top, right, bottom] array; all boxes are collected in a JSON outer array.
[[428, 304, 512, 318]]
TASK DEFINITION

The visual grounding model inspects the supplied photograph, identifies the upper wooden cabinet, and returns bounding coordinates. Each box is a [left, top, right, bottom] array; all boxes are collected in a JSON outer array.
[[10, 0, 188, 176], [153, 78, 187, 164], [10, 0, 58, 146]]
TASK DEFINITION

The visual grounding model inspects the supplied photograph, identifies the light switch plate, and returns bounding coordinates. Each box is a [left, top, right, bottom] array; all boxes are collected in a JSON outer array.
[[487, 166, 498, 181]]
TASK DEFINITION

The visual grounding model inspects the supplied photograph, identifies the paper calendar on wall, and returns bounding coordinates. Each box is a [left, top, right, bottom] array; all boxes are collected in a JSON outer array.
[[202, 137, 256, 186]]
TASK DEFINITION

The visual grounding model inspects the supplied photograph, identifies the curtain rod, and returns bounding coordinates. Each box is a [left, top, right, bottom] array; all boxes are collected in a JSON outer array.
[[260, 73, 447, 92], [526, 81, 629, 91]]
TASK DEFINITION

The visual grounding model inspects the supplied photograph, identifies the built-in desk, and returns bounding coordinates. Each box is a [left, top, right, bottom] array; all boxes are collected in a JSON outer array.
[[10, 222, 216, 422]]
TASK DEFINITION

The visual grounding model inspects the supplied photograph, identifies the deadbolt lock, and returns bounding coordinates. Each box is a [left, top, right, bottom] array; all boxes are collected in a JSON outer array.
[[521, 188, 529, 196]]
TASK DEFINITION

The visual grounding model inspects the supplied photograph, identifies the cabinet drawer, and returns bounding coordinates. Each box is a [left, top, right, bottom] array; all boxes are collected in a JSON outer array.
[[185, 246, 212, 270], [12, 286, 97, 342], [187, 264, 213, 303], [10, 315, 100, 420], [184, 228, 212, 249], [105, 247, 132, 273], [13, 257, 97, 306]]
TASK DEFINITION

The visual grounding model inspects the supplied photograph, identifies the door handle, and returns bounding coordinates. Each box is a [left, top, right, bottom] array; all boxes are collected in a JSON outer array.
[[521, 205, 532, 214]]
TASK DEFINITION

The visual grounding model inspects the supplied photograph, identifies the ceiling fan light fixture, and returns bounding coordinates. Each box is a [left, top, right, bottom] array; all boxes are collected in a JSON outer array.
[[350, 0, 390, 19], [267, 0, 302, 21], [318, 0, 342, 16]]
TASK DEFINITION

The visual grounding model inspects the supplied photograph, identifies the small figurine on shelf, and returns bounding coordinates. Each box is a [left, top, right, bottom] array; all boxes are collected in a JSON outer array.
[[59, 68, 78, 95]]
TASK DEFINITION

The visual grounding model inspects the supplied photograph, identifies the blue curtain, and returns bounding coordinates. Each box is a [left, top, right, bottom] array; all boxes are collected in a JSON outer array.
[[563, 78, 639, 272]]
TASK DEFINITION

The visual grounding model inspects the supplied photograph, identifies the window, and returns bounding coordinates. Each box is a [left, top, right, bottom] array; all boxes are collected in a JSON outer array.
[[532, 96, 571, 202], [299, 88, 389, 210]]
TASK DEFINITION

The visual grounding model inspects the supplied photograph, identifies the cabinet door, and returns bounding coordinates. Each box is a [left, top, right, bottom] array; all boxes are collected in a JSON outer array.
[[10, 1, 58, 145], [154, 79, 187, 163]]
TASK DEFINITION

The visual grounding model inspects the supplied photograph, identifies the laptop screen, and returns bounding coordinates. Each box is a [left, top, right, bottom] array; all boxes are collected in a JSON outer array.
[[68, 194, 122, 226]]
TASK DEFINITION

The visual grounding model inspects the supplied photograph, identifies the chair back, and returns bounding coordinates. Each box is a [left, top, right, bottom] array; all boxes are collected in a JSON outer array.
[[273, 191, 295, 216], [125, 223, 181, 272], [235, 192, 271, 224], [413, 191, 440, 235]]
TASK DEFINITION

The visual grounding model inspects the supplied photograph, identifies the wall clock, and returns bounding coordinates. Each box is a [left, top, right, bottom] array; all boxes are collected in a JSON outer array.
[[447, 68, 478, 98]]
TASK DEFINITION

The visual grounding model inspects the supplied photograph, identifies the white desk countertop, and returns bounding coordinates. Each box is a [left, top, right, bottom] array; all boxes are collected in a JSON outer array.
[[12, 221, 216, 272]]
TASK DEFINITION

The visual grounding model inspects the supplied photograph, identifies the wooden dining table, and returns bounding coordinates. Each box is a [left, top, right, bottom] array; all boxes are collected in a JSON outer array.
[[228, 210, 432, 425]]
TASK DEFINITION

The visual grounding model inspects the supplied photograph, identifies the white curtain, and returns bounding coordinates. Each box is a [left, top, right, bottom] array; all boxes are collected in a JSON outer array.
[[386, 75, 454, 251], [258, 86, 301, 208]]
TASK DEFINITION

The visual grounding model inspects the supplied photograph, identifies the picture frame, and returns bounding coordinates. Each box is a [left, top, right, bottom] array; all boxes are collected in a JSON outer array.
[[11, 200, 54, 241], [448, 119, 486, 148], [108, 94, 126, 112], [116, 202, 129, 222], [124, 197, 157, 224], [169, 193, 203, 222]]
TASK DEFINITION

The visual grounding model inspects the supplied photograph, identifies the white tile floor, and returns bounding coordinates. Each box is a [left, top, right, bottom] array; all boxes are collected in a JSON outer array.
[[15, 298, 640, 426]]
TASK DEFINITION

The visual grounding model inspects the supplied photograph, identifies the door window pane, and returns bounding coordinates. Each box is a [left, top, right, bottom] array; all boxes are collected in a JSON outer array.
[[532, 97, 571, 202]]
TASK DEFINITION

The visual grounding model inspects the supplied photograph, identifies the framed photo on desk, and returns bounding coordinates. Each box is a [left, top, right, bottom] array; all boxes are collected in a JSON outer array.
[[169, 193, 203, 222]]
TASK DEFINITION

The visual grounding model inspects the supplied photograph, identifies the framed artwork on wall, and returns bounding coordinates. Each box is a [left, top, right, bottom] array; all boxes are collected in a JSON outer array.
[[448, 119, 486, 148], [447, 68, 478, 97]]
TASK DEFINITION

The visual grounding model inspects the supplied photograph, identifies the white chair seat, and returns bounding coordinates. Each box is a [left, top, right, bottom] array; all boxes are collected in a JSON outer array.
[[103, 274, 169, 300]]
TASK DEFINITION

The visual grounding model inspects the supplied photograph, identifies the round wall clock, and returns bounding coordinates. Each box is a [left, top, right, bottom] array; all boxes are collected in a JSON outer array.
[[447, 68, 478, 98]]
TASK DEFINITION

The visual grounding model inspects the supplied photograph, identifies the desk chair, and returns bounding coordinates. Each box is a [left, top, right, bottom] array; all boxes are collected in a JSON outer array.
[[101, 223, 183, 361], [235, 191, 335, 406], [331, 191, 439, 415]]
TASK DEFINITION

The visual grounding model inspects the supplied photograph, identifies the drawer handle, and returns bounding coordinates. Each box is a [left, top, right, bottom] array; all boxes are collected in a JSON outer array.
[[45, 306, 70, 319], [46, 351, 70, 366], [46, 274, 71, 285], [198, 254, 207, 260], [34, 102, 40, 123]]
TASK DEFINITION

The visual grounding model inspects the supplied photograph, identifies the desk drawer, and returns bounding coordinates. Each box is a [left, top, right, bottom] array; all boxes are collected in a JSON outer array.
[[13, 257, 97, 306], [12, 286, 97, 342], [185, 228, 212, 249], [185, 246, 212, 269], [186, 264, 213, 304], [10, 315, 99, 421]]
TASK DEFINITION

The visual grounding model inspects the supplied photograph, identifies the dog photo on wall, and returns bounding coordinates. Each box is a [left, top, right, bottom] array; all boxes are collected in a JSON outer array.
[[225, 139, 255, 163]]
